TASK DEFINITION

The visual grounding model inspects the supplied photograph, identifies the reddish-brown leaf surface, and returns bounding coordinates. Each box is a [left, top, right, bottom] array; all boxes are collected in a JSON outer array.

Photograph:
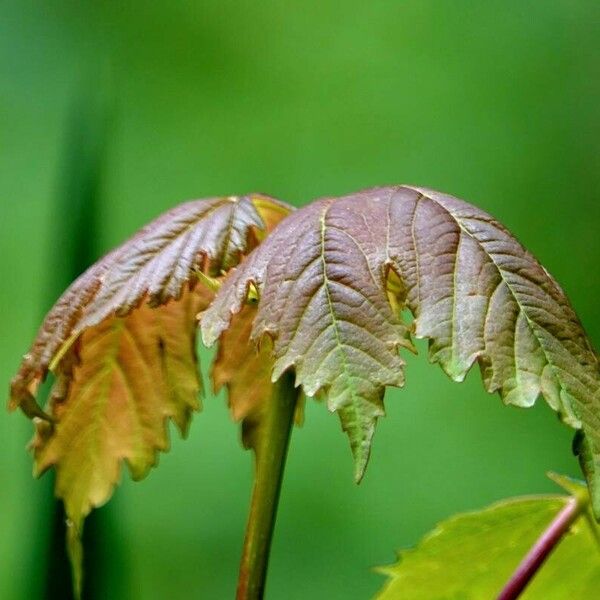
[[201, 186, 600, 514], [8, 193, 293, 592], [10, 194, 289, 420]]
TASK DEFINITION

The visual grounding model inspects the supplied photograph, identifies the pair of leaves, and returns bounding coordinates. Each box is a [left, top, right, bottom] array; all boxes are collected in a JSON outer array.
[[9, 184, 600, 593], [201, 186, 600, 516], [9, 193, 291, 595], [375, 475, 600, 599]]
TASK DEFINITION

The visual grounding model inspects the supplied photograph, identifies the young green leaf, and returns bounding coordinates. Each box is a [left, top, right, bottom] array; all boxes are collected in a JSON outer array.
[[8, 193, 293, 595], [374, 480, 600, 599], [30, 288, 209, 514], [201, 186, 600, 512]]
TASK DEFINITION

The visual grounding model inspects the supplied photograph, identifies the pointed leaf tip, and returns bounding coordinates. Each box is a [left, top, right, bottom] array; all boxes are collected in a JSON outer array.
[[573, 431, 600, 519]]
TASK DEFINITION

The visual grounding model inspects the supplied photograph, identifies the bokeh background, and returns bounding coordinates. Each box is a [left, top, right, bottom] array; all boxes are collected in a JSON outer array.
[[2, 2, 599, 599]]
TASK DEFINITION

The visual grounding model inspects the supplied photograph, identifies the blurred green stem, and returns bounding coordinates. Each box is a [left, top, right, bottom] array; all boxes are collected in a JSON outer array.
[[236, 372, 298, 600]]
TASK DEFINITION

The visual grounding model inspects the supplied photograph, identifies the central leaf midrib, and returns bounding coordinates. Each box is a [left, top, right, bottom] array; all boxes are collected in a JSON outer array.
[[319, 206, 364, 419], [219, 199, 239, 270]]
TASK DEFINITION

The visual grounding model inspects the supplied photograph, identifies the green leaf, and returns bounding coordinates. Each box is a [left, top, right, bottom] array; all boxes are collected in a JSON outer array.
[[375, 480, 600, 600], [30, 288, 210, 516], [201, 186, 600, 508], [29, 288, 211, 598]]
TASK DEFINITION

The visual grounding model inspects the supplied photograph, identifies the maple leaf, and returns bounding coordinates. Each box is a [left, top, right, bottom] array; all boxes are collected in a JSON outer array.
[[29, 288, 211, 596], [8, 193, 292, 596], [9, 194, 290, 420], [201, 186, 600, 515]]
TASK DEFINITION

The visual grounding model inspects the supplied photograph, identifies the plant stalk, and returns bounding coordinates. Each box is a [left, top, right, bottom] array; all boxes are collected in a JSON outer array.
[[236, 371, 299, 600], [496, 494, 585, 600]]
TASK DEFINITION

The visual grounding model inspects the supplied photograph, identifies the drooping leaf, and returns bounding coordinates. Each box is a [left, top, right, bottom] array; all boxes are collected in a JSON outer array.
[[374, 478, 600, 599], [201, 186, 600, 512], [30, 287, 211, 597], [8, 193, 293, 595], [30, 288, 210, 516], [25, 291, 206, 600], [9, 193, 290, 421]]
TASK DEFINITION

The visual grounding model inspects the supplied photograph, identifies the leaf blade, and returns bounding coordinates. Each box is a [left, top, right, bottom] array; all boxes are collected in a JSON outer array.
[[201, 185, 600, 508], [9, 193, 294, 593], [212, 303, 276, 450], [31, 287, 210, 521], [9, 193, 290, 418]]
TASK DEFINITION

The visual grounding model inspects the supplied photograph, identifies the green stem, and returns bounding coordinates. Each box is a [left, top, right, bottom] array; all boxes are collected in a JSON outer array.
[[236, 371, 299, 600]]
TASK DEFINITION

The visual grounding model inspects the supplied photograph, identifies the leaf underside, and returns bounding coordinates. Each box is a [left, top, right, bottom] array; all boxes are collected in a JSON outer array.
[[375, 479, 600, 599], [212, 303, 304, 451], [30, 287, 210, 518], [212, 303, 277, 450], [201, 185, 600, 514], [8, 193, 292, 595]]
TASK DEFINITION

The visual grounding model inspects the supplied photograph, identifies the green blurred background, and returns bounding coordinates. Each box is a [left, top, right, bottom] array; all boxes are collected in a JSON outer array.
[[1, 2, 599, 598]]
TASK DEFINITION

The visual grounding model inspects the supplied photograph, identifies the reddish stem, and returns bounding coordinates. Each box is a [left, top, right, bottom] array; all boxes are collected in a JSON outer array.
[[496, 496, 583, 600]]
